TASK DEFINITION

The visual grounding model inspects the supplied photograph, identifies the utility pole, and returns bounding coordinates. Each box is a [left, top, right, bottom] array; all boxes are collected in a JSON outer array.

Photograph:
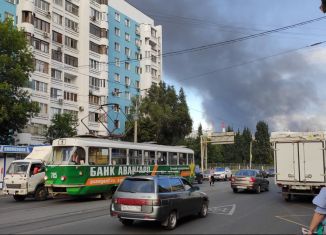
[[133, 96, 139, 143], [249, 140, 252, 169]]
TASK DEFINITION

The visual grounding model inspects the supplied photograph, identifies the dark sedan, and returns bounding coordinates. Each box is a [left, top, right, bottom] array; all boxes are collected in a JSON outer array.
[[110, 175, 209, 230], [231, 169, 269, 193]]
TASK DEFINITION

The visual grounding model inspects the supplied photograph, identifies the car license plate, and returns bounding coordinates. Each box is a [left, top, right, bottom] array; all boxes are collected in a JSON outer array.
[[237, 186, 247, 189], [121, 205, 141, 212]]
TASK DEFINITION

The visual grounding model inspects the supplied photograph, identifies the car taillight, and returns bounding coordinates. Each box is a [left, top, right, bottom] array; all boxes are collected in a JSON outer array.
[[249, 177, 256, 182], [115, 198, 160, 206]]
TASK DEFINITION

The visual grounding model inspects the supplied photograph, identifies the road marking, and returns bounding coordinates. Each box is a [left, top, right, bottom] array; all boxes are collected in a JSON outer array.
[[275, 215, 310, 228], [208, 204, 236, 216]]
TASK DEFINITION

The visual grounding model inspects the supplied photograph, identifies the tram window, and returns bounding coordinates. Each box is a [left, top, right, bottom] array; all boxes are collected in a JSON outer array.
[[179, 153, 187, 165], [70, 147, 86, 165], [111, 148, 127, 165], [157, 152, 167, 165], [144, 151, 155, 165], [89, 147, 109, 165], [129, 150, 142, 165], [168, 152, 178, 165], [189, 154, 194, 164]]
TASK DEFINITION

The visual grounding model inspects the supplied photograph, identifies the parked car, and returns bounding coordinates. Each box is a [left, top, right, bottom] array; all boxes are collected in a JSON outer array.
[[213, 167, 232, 181], [110, 175, 209, 230], [202, 170, 211, 181], [231, 169, 269, 193], [266, 168, 275, 177]]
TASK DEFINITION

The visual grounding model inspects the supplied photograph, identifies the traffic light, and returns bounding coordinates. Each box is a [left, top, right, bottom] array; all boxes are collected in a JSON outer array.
[[321, 0, 326, 13]]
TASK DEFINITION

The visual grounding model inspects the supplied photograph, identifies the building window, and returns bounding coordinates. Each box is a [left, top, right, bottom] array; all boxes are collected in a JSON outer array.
[[89, 112, 100, 122], [38, 102, 48, 115], [53, 0, 63, 6], [65, 36, 78, 49], [32, 38, 49, 53], [34, 17, 50, 32], [52, 12, 63, 25], [125, 62, 130, 70], [65, 18, 79, 32], [113, 88, 120, 97], [136, 66, 141, 74], [31, 80, 48, 93], [114, 42, 120, 52], [90, 8, 100, 21], [113, 104, 120, 112], [145, 65, 151, 73], [90, 23, 101, 37], [50, 108, 61, 119], [51, 68, 62, 80], [125, 76, 130, 86], [125, 47, 130, 57], [114, 27, 120, 36], [125, 18, 130, 27], [114, 12, 120, 22], [125, 106, 130, 115], [89, 95, 100, 105], [64, 54, 78, 67], [51, 49, 62, 62], [6, 0, 16, 4], [151, 68, 157, 78], [52, 31, 63, 44], [65, 0, 79, 16], [125, 91, 130, 100], [89, 59, 100, 71], [22, 11, 32, 23], [114, 120, 120, 129], [136, 81, 140, 89], [64, 91, 77, 102], [34, 0, 50, 12], [125, 33, 130, 42], [34, 59, 49, 73], [115, 57, 120, 67], [114, 73, 120, 82], [50, 88, 62, 99]]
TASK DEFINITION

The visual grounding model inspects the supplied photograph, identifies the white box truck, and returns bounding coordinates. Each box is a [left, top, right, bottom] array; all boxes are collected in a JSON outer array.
[[3, 146, 52, 201], [271, 131, 326, 201]]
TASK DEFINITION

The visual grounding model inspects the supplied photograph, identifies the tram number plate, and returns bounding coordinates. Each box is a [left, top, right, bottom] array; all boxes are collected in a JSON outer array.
[[121, 205, 141, 212]]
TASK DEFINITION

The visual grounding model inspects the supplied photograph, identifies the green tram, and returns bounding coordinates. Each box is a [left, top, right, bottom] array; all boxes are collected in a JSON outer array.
[[45, 137, 195, 198]]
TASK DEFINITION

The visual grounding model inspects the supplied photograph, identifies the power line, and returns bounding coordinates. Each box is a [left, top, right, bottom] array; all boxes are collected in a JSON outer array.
[[75, 15, 326, 68]]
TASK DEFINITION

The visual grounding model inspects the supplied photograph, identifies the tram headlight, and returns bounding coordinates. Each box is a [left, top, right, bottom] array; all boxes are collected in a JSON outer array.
[[61, 176, 67, 181], [44, 176, 48, 181]]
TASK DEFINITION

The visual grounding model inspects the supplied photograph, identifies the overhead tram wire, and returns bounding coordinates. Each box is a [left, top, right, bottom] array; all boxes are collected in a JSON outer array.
[[75, 16, 326, 69]]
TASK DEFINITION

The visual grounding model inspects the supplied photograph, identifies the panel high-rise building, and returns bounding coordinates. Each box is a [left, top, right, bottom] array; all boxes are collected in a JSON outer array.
[[0, 0, 162, 144]]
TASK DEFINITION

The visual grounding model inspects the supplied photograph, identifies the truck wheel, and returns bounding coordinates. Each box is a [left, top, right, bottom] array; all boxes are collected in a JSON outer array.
[[35, 185, 48, 201], [13, 195, 26, 201]]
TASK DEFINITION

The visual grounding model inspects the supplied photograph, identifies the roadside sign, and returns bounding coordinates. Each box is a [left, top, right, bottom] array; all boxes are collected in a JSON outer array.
[[209, 132, 235, 144]]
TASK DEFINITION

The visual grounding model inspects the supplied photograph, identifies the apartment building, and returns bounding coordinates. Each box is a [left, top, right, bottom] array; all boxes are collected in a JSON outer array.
[[0, 0, 162, 143], [0, 0, 17, 23], [107, 0, 162, 136], [14, 0, 109, 144]]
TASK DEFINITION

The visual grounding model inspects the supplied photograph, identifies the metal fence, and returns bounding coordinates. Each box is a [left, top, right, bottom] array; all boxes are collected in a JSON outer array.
[[207, 163, 274, 171]]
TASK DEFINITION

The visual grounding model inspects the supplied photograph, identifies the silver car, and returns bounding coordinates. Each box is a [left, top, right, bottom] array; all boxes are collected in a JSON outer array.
[[110, 175, 209, 230]]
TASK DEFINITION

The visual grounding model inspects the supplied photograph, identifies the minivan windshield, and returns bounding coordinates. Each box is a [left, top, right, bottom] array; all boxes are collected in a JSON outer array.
[[7, 162, 29, 174], [118, 178, 155, 193]]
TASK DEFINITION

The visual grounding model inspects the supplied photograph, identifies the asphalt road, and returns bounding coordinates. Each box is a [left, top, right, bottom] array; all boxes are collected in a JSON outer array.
[[0, 178, 315, 234]]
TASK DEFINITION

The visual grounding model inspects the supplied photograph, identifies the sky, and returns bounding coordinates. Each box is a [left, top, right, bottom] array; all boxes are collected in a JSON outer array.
[[127, 0, 326, 133]]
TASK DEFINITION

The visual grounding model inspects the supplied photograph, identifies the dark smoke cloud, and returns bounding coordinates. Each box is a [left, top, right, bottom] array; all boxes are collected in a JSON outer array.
[[127, 0, 326, 132]]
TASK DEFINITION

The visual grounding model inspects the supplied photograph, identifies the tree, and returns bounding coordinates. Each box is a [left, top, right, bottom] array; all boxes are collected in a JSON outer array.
[[46, 113, 78, 144], [252, 121, 272, 164], [124, 83, 193, 145], [0, 19, 39, 144]]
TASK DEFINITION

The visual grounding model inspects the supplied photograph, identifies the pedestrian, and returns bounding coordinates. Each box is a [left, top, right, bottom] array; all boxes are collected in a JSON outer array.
[[307, 187, 326, 234], [209, 168, 215, 186]]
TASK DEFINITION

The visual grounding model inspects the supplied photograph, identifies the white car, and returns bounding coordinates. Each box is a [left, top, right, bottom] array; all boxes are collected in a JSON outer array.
[[213, 167, 232, 181]]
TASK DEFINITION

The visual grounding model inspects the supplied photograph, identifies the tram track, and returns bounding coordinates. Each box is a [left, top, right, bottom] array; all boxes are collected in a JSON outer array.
[[0, 205, 110, 234]]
